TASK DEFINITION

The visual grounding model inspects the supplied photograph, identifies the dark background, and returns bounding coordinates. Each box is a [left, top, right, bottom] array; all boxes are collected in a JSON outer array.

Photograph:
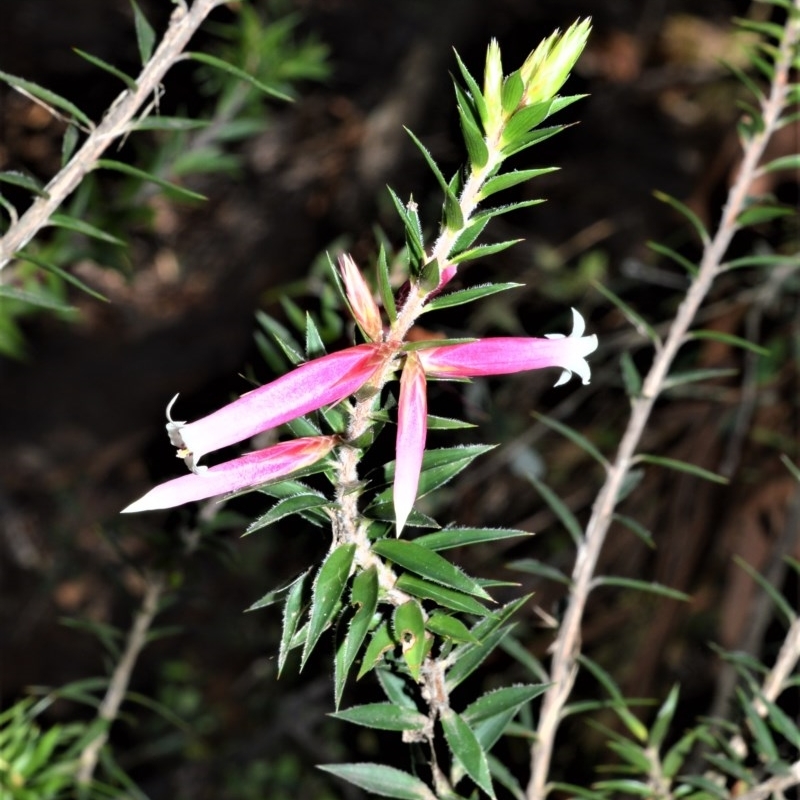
[[1, 1, 797, 798]]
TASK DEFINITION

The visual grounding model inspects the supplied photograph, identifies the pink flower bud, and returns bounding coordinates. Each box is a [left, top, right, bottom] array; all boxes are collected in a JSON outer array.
[[339, 254, 383, 341]]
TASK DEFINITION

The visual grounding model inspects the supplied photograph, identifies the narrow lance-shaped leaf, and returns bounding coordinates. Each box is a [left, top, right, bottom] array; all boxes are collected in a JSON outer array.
[[131, 0, 156, 64], [335, 566, 378, 708], [463, 684, 549, 726], [72, 48, 136, 89], [396, 574, 493, 617], [441, 709, 496, 799], [318, 763, 436, 800], [372, 539, 491, 600], [357, 622, 396, 680], [331, 703, 428, 732], [278, 571, 308, 675], [302, 544, 356, 668], [0, 70, 93, 128]]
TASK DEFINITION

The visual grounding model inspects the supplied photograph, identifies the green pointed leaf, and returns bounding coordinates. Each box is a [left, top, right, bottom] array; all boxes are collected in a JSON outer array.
[[653, 189, 710, 246], [0, 285, 74, 312], [502, 101, 552, 142], [14, 252, 109, 302], [499, 636, 548, 681], [424, 282, 522, 313], [763, 695, 800, 749], [530, 411, 608, 468], [732, 555, 796, 624], [592, 280, 660, 344], [426, 612, 478, 643], [375, 667, 418, 710], [450, 238, 523, 264], [245, 493, 329, 535], [302, 544, 356, 668], [781, 454, 800, 483], [592, 575, 691, 601], [331, 702, 428, 732], [396, 574, 493, 617], [441, 709, 495, 799], [472, 198, 545, 223], [761, 153, 800, 173], [256, 310, 303, 365], [318, 763, 435, 800], [605, 740, 652, 772], [662, 368, 739, 390], [501, 70, 524, 114], [0, 70, 92, 128], [523, 471, 583, 545], [487, 755, 525, 800], [592, 779, 653, 795], [95, 159, 206, 201], [48, 213, 125, 245], [357, 622, 396, 679], [507, 558, 571, 586], [736, 687, 780, 764], [247, 571, 308, 614], [131, 0, 156, 64], [372, 445, 495, 512], [278, 571, 308, 674], [649, 684, 680, 748], [404, 128, 460, 228], [687, 330, 770, 356], [393, 600, 429, 681], [578, 655, 648, 742], [646, 240, 699, 276], [131, 116, 208, 132], [463, 684, 548, 726], [187, 52, 291, 101], [612, 513, 655, 548], [446, 625, 514, 692], [376, 244, 397, 322], [425, 414, 477, 431], [548, 93, 589, 116], [548, 784, 606, 800], [453, 50, 488, 128], [414, 526, 531, 551], [72, 48, 136, 89], [636, 453, 729, 484], [335, 566, 378, 707], [620, 351, 642, 398], [723, 253, 798, 270], [459, 107, 489, 169], [372, 539, 491, 600], [737, 204, 794, 226], [500, 124, 562, 158], [662, 727, 706, 778], [0, 170, 47, 196], [450, 215, 490, 256], [478, 168, 558, 200]]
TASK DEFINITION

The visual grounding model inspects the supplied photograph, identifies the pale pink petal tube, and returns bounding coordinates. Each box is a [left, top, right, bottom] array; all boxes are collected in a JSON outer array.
[[418, 308, 598, 386], [394, 352, 427, 536], [122, 436, 338, 513], [339, 254, 383, 341], [169, 344, 384, 471]]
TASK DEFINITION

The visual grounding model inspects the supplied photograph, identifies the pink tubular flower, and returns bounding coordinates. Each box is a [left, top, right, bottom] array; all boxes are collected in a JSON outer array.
[[339, 254, 383, 341], [122, 436, 337, 513], [168, 344, 385, 471], [418, 308, 598, 386], [394, 352, 427, 535]]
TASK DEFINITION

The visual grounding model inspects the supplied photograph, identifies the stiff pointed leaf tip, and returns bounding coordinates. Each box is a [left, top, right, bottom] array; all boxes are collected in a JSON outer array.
[[394, 353, 428, 536], [338, 253, 383, 341], [165, 344, 384, 470], [418, 308, 598, 386], [122, 436, 337, 513]]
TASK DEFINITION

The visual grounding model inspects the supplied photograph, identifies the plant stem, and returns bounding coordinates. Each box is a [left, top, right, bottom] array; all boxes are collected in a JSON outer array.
[[527, 7, 800, 798], [76, 572, 165, 786], [0, 0, 227, 271]]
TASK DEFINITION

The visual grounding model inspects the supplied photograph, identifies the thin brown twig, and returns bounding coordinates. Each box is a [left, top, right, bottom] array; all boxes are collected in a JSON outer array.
[[0, 0, 227, 271], [733, 758, 800, 800], [526, 6, 800, 798], [76, 572, 165, 786]]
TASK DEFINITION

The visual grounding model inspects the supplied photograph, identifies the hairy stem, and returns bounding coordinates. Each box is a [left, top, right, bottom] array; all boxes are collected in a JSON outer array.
[[527, 8, 800, 798], [0, 0, 227, 270]]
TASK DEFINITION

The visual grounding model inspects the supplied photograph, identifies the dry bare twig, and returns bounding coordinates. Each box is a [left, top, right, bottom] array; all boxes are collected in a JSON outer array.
[[0, 0, 228, 271], [527, 5, 800, 798]]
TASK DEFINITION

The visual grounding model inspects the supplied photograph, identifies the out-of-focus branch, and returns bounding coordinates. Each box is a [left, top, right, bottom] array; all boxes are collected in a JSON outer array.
[[76, 572, 165, 786], [527, 6, 800, 798], [0, 0, 227, 271]]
